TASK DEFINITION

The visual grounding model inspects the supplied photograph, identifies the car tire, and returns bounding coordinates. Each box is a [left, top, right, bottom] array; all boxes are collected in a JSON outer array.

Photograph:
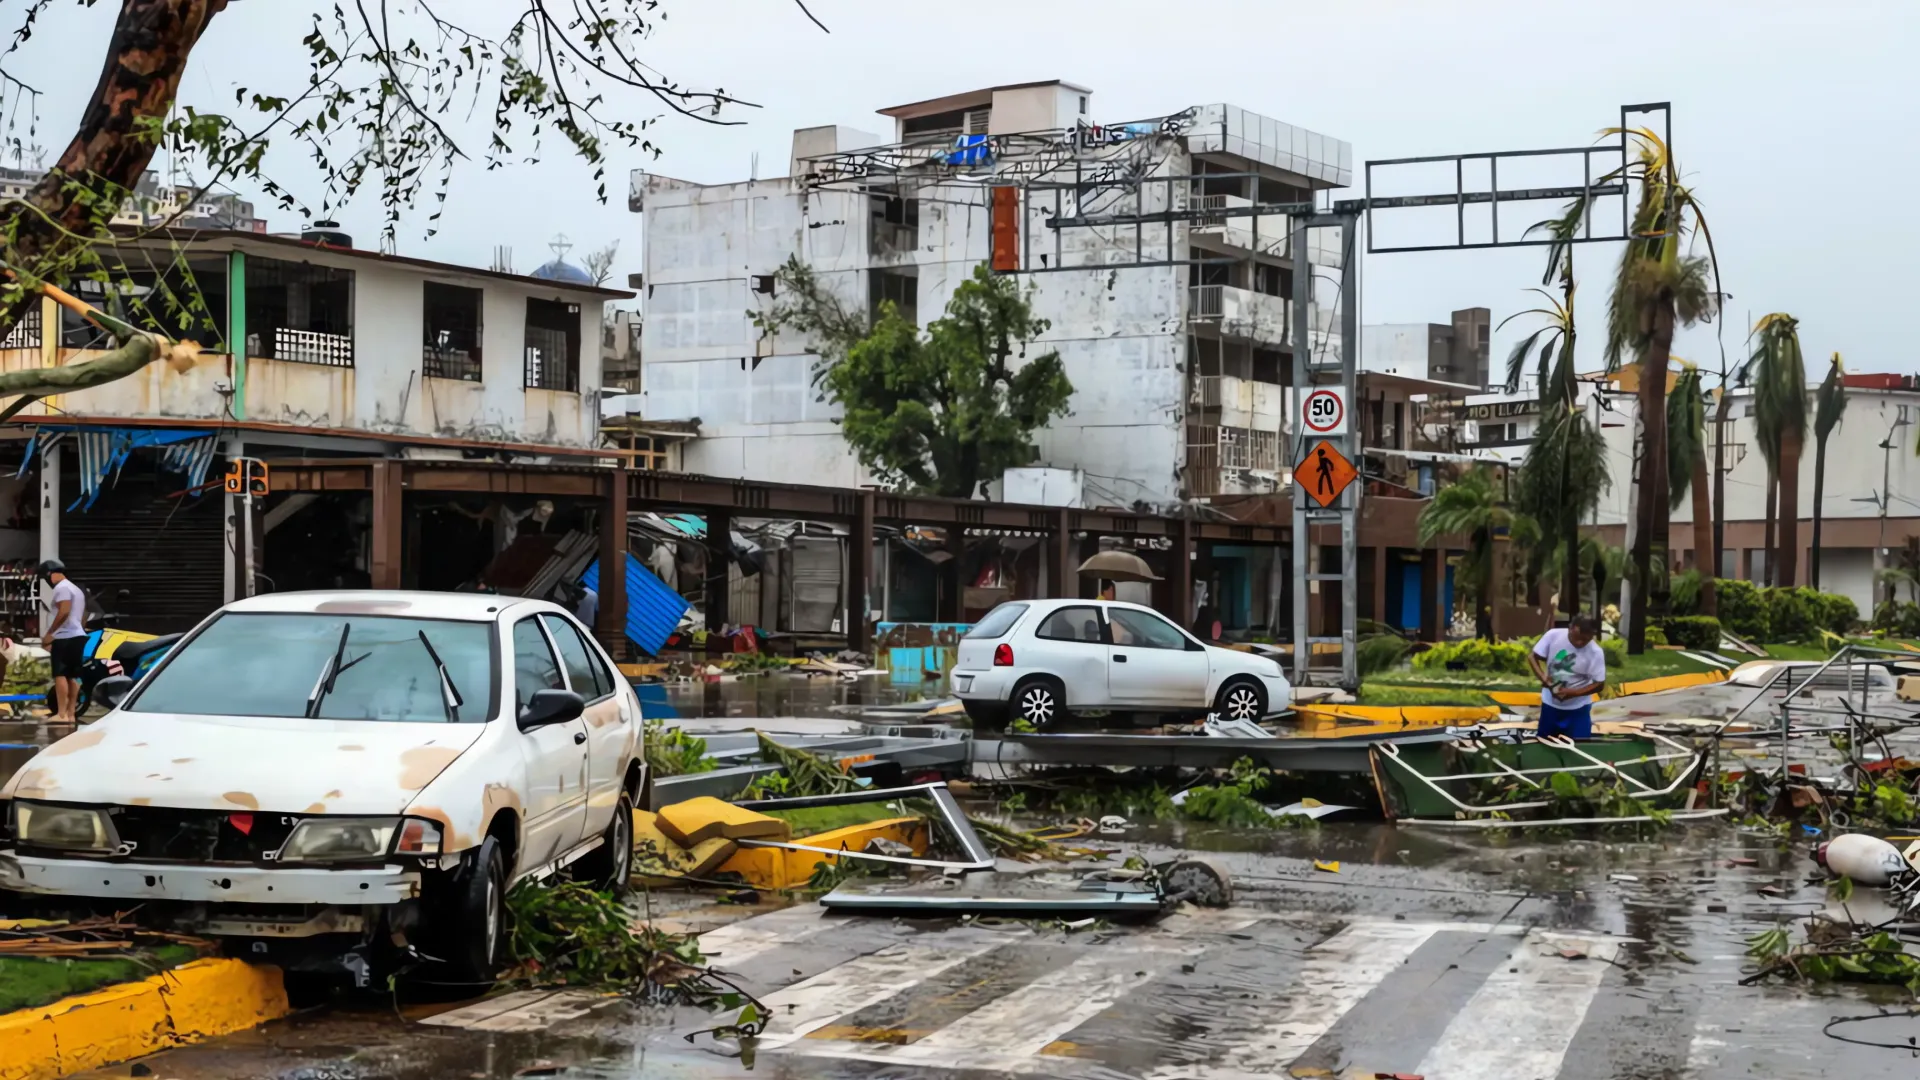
[[574, 790, 634, 897], [1010, 676, 1065, 730], [962, 699, 1009, 733], [438, 835, 507, 985], [1215, 678, 1267, 723]]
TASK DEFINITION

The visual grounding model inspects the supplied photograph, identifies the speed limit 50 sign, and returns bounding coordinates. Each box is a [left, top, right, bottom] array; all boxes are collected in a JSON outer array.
[[1300, 387, 1348, 436]]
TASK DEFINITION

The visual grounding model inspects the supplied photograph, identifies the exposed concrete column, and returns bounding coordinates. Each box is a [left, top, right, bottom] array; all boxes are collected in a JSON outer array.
[[1049, 509, 1074, 599], [1419, 547, 1442, 643], [221, 440, 240, 605], [705, 509, 732, 632], [37, 441, 58, 629], [847, 489, 875, 653], [596, 467, 629, 659], [369, 460, 403, 589], [1171, 518, 1194, 630]]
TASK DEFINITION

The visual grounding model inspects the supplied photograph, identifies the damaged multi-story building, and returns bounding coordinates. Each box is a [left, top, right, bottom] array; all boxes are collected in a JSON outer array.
[[630, 79, 1362, 507]]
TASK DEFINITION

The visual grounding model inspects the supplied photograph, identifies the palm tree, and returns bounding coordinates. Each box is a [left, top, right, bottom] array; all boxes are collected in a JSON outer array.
[[1810, 353, 1849, 589], [1666, 364, 1717, 614], [1505, 201, 1611, 619], [1417, 465, 1534, 640], [1601, 129, 1718, 653], [1748, 313, 1810, 587]]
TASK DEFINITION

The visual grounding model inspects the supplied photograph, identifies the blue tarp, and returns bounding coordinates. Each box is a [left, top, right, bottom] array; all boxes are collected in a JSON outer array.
[[582, 553, 690, 658], [18, 426, 219, 510]]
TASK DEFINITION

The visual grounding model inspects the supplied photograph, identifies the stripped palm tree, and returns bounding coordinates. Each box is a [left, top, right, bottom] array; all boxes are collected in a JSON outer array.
[[1810, 353, 1849, 589], [1504, 200, 1610, 618], [1747, 313, 1810, 587], [1666, 364, 1716, 615], [1417, 465, 1534, 640], [1599, 129, 1719, 652]]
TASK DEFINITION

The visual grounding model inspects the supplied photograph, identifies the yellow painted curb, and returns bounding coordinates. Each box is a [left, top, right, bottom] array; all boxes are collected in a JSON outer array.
[[0, 958, 288, 1080], [1293, 703, 1501, 727], [1614, 669, 1730, 697]]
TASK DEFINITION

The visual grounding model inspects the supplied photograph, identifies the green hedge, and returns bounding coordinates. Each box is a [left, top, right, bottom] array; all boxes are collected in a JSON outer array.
[[1661, 615, 1724, 652], [1874, 601, 1920, 637], [1715, 580, 1769, 640], [1412, 636, 1624, 675], [1707, 581, 1856, 643]]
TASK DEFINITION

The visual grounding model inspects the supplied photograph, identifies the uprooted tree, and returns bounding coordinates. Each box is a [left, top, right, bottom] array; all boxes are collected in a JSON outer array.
[[754, 258, 1075, 499], [0, 0, 820, 399]]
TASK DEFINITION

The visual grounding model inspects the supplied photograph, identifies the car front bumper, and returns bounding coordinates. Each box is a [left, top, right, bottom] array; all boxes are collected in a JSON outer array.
[[0, 850, 421, 905], [1261, 674, 1293, 714]]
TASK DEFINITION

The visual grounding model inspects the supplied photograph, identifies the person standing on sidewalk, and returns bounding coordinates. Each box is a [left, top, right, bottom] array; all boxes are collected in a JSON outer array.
[[40, 560, 87, 723], [1526, 613, 1607, 740]]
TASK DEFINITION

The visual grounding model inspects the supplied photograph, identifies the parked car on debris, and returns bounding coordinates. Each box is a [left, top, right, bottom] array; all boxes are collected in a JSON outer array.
[[950, 599, 1292, 731], [0, 591, 644, 983]]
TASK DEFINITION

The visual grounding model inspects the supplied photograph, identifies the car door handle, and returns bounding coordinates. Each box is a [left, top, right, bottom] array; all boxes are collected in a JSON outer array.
[[573, 731, 587, 745], [1113, 654, 1128, 663]]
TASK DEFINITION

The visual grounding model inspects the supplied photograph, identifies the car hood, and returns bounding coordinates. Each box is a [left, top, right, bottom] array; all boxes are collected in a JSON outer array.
[[1206, 645, 1288, 680], [1, 712, 486, 816]]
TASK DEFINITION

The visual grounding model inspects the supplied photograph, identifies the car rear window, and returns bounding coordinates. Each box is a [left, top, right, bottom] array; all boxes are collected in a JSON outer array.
[[964, 603, 1029, 640]]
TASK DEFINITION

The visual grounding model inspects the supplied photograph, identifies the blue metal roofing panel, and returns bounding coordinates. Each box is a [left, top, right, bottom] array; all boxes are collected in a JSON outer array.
[[581, 553, 689, 657]]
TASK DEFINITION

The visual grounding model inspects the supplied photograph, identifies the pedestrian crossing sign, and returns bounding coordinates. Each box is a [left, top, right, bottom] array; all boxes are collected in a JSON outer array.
[[1295, 440, 1356, 507]]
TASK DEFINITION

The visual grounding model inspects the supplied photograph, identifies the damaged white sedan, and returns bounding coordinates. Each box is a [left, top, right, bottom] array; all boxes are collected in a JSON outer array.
[[0, 591, 644, 984]]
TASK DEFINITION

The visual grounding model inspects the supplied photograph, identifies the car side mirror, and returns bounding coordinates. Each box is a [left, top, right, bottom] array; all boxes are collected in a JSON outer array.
[[518, 688, 585, 730], [95, 675, 135, 710]]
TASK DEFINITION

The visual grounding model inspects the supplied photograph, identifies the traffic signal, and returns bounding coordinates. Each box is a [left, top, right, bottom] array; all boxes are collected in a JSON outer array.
[[224, 457, 269, 496]]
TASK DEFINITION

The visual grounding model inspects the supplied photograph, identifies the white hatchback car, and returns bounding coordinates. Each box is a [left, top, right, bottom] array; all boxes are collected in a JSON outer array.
[[0, 591, 644, 983], [950, 599, 1292, 731]]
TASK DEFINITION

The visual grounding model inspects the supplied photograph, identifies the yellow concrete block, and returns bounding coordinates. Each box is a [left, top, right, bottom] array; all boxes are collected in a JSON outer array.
[[633, 809, 737, 879], [717, 816, 930, 891], [160, 958, 291, 1038], [42, 978, 171, 1078], [655, 796, 791, 847], [1488, 691, 1542, 708], [1617, 669, 1729, 697]]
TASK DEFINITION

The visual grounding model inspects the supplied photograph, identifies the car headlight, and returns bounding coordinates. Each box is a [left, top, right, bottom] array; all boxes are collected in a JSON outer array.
[[11, 800, 120, 853], [276, 816, 442, 862]]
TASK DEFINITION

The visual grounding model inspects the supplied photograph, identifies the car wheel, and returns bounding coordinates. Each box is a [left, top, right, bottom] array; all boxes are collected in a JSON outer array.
[[1215, 678, 1267, 723], [962, 699, 1008, 733], [438, 835, 507, 985], [1011, 677, 1064, 729], [574, 790, 634, 897]]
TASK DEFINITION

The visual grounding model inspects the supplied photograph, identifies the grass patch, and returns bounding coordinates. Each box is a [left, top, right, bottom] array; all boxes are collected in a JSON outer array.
[[1611, 649, 1722, 681], [762, 802, 901, 837], [1354, 684, 1496, 708], [0, 944, 201, 1014]]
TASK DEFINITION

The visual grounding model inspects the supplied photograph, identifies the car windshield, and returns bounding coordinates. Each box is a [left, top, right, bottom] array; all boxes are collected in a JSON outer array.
[[126, 613, 496, 722]]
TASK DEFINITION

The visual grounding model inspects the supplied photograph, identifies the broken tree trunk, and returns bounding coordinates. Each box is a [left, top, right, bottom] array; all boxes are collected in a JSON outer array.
[[0, 0, 229, 338]]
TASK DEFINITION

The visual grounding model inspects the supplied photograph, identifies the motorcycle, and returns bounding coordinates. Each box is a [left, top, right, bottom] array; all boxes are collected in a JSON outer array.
[[45, 589, 182, 715]]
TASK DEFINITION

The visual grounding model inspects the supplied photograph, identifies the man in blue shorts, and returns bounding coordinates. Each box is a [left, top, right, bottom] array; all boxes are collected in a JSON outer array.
[[1527, 613, 1606, 740]]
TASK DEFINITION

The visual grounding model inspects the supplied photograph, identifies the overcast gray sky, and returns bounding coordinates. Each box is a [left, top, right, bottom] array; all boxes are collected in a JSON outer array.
[[13, 0, 1918, 375]]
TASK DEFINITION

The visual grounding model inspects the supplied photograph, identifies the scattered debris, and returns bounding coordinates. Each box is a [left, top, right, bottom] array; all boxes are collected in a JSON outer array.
[[1815, 833, 1919, 887], [1313, 860, 1341, 874]]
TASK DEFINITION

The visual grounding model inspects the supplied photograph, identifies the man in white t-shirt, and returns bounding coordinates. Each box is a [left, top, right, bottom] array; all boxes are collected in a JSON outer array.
[[39, 559, 87, 724], [1526, 613, 1607, 740]]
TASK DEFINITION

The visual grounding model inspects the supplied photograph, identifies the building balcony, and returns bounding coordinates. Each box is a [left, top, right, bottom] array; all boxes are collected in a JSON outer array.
[[1193, 373, 1283, 430], [1188, 285, 1335, 347], [1187, 194, 1345, 268]]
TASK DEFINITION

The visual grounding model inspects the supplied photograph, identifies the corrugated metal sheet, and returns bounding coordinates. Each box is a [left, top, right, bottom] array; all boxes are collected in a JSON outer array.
[[57, 448, 226, 635], [582, 553, 689, 657]]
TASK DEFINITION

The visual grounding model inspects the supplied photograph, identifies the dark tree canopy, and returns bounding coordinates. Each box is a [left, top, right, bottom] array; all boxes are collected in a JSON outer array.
[[757, 258, 1075, 498]]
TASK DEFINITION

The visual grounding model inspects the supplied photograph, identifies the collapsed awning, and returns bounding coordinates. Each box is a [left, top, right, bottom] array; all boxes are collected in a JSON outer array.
[[16, 426, 219, 511]]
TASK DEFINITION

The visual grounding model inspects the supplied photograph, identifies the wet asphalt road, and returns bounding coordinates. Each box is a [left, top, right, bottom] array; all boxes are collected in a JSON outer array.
[[59, 822, 1920, 1080]]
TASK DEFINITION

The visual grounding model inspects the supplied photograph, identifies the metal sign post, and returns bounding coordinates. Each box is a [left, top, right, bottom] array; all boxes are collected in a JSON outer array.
[[1290, 211, 1361, 687]]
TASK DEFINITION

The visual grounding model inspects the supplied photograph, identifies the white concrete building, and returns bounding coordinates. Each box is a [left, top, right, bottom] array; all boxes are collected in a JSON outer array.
[[630, 80, 1351, 506], [1587, 376, 1920, 614]]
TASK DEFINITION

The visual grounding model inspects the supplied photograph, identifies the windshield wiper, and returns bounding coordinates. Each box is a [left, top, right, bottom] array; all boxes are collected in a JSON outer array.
[[305, 622, 369, 719], [417, 630, 464, 723]]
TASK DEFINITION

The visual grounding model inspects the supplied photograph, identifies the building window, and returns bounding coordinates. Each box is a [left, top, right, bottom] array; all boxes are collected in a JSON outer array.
[[869, 270, 917, 326], [1, 304, 40, 350], [869, 189, 919, 257], [523, 296, 581, 391], [246, 257, 354, 367], [423, 282, 483, 381], [1078, 95, 1089, 115]]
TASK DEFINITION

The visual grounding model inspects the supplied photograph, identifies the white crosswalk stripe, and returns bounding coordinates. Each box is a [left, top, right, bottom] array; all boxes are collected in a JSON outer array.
[[1416, 930, 1623, 1080], [754, 932, 1020, 1050], [693, 908, 1638, 1079]]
